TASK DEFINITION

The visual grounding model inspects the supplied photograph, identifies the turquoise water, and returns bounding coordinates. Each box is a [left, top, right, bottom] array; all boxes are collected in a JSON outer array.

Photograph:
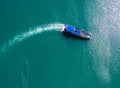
[[0, 0, 120, 88]]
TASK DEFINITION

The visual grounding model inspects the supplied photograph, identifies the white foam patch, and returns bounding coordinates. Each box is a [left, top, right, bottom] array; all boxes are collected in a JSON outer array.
[[84, 0, 120, 82], [0, 23, 64, 54]]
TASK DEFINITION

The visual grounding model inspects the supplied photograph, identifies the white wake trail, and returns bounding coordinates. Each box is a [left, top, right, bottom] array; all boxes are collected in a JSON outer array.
[[0, 23, 64, 54]]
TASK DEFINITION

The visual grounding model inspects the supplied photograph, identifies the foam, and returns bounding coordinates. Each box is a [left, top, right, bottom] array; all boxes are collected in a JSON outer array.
[[0, 23, 64, 54]]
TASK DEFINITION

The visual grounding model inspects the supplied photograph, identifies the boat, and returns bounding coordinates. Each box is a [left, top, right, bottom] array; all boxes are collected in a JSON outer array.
[[62, 25, 91, 39]]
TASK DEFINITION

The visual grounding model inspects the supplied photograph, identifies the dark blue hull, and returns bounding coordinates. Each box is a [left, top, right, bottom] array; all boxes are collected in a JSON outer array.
[[62, 25, 91, 39]]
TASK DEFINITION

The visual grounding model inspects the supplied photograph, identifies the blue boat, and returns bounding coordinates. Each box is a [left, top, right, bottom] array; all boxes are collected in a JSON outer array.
[[62, 25, 91, 39]]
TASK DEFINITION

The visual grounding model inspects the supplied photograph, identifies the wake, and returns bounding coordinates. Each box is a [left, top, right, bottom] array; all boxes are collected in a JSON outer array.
[[0, 23, 64, 54]]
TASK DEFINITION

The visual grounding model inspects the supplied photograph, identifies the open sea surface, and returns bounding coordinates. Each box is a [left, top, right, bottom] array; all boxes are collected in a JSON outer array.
[[0, 0, 120, 88]]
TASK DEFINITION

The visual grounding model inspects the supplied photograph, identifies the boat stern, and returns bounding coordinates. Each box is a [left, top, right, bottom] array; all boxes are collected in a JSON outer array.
[[61, 25, 68, 32]]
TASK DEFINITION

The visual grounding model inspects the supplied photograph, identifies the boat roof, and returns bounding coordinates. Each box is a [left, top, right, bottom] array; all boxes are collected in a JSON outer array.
[[67, 25, 75, 32], [66, 25, 81, 33]]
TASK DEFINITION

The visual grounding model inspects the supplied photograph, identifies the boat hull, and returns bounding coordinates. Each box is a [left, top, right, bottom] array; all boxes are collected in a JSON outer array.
[[62, 25, 91, 39]]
